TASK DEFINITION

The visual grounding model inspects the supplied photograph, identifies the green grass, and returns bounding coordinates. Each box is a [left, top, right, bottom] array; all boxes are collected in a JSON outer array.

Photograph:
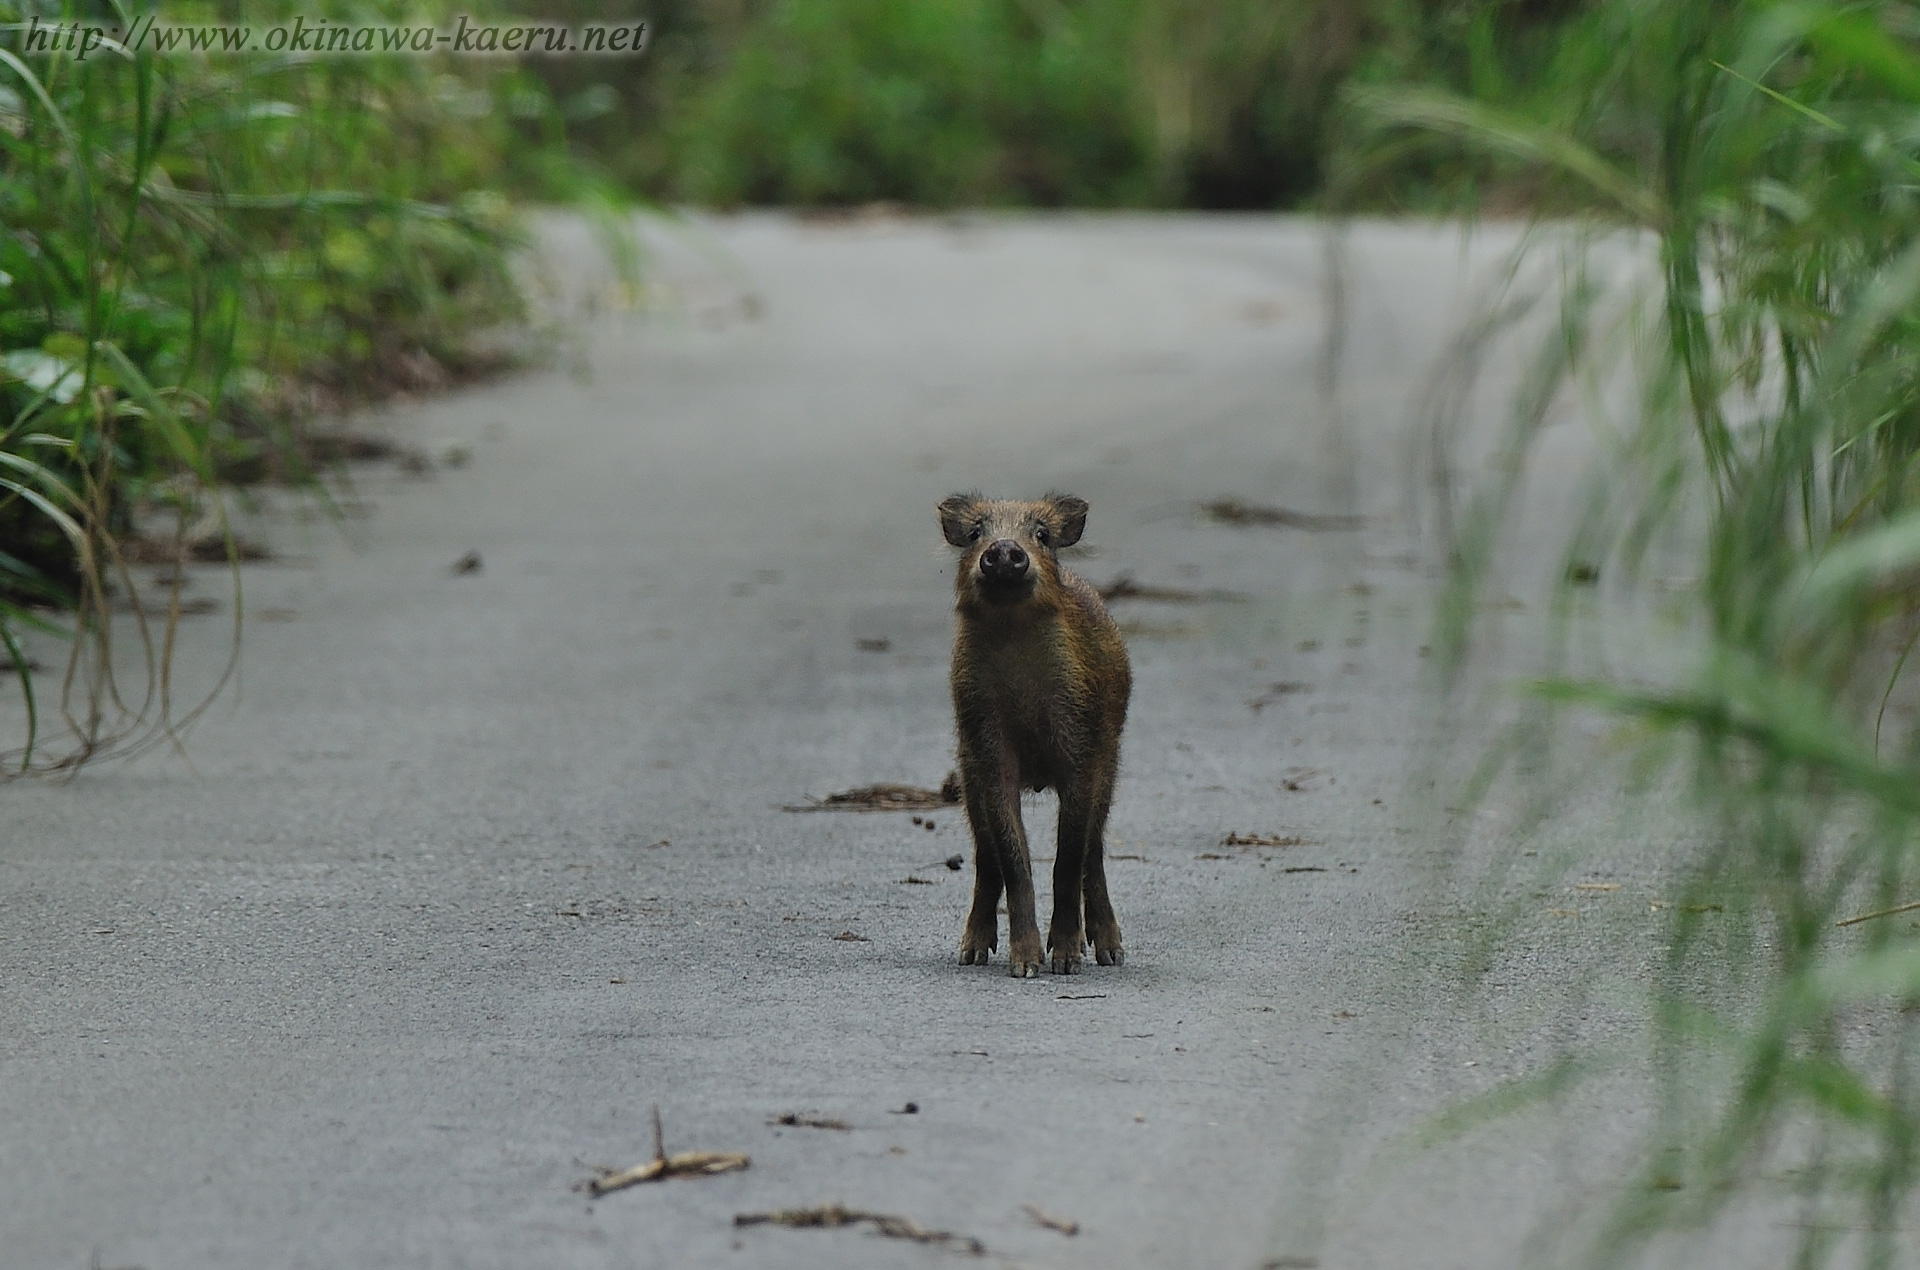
[[545, 0, 1587, 210], [1353, 1, 1920, 1262], [0, 2, 611, 771]]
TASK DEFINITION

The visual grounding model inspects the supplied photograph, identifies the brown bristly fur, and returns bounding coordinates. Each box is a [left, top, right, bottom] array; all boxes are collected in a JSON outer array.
[[937, 492, 1131, 977]]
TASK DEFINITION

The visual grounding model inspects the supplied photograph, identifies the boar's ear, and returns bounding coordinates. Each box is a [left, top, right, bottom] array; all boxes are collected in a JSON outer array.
[[1046, 493, 1089, 548], [938, 493, 984, 547]]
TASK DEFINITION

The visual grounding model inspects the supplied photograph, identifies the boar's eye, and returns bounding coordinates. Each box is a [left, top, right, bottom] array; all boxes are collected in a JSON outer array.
[[1034, 525, 1051, 546], [967, 525, 983, 543]]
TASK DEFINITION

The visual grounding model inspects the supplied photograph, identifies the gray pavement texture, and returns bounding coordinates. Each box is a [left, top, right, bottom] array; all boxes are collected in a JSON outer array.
[[3, 215, 1737, 1269]]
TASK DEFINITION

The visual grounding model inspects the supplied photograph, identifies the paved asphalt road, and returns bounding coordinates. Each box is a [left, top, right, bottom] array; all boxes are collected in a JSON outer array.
[[3, 215, 1743, 1269]]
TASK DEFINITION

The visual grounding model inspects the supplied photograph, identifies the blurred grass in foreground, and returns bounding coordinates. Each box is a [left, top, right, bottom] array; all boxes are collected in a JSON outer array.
[[1357, 1, 1920, 1262], [0, 2, 618, 771]]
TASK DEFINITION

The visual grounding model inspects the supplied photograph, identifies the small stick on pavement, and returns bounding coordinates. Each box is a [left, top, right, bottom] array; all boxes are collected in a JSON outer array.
[[1024, 1204, 1080, 1235], [768, 1113, 851, 1131], [782, 782, 959, 813], [577, 1105, 750, 1196], [734, 1205, 986, 1256], [1836, 898, 1920, 928]]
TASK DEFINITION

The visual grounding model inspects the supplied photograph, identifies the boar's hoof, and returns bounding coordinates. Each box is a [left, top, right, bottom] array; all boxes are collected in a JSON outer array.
[[1008, 935, 1044, 977], [959, 926, 996, 965]]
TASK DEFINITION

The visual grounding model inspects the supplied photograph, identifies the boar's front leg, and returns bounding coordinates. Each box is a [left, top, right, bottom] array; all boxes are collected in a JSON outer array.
[[958, 790, 1003, 966], [957, 733, 1042, 976]]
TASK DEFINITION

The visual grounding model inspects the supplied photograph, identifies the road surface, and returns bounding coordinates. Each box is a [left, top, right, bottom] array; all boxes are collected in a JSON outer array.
[[2, 214, 1724, 1268]]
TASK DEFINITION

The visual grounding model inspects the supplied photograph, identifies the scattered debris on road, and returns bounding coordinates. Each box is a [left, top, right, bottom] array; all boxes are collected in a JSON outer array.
[[578, 1107, 749, 1196], [1097, 573, 1248, 604], [1247, 681, 1311, 711], [1223, 832, 1308, 848], [433, 437, 473, 469], [1836, 899, 1919, 926], [855, 637, 891, 652], [1117, 618, 1197, 640], [581, 1148, 748, 1194], [890, 1102, 919, 1114], [450, 550, 483, 575], [124, 532, 272, 565], [1057, 993, 1107, 1001], [768, 1113, 851, 1131], [733, 1205, 986, 1256], [1025, 1204, 1080, 1236], [784, 776, 962, 812], [831, 931, 870, 942], [1199, 498, 1364, 531]]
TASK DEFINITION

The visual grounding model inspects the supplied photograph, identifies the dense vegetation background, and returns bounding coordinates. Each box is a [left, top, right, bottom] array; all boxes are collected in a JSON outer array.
[[17, 2, 1920, 1261], [531, 0, 1587, 209]]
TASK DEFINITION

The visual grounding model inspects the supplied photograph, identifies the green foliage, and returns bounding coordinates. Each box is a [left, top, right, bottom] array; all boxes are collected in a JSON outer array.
[[0, 2, 589, 769], [550, 0, 1593, 209], [1358, 0, 1920, 1261], [663, 0, 1149, 206]]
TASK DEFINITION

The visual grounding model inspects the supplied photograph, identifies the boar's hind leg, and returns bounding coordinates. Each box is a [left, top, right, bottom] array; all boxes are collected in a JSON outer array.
[[1049, 783, 1093, 975], [1080, 766, 1123, 967]]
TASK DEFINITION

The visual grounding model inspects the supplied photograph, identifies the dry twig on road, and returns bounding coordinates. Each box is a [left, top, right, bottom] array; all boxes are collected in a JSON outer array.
[[768, 1113, 851, 1131], [1024, 1203, 1080, 1235], [1097, 573, 1247, 604], [734, 1204, 986, 1255], [578, 1106, 750, 1196], [1199, 498, 1363, 531], [783, 776, 962, 812]]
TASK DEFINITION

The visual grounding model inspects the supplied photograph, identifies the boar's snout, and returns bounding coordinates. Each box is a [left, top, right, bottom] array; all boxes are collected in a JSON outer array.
[[979, 539, 1030, 584]]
